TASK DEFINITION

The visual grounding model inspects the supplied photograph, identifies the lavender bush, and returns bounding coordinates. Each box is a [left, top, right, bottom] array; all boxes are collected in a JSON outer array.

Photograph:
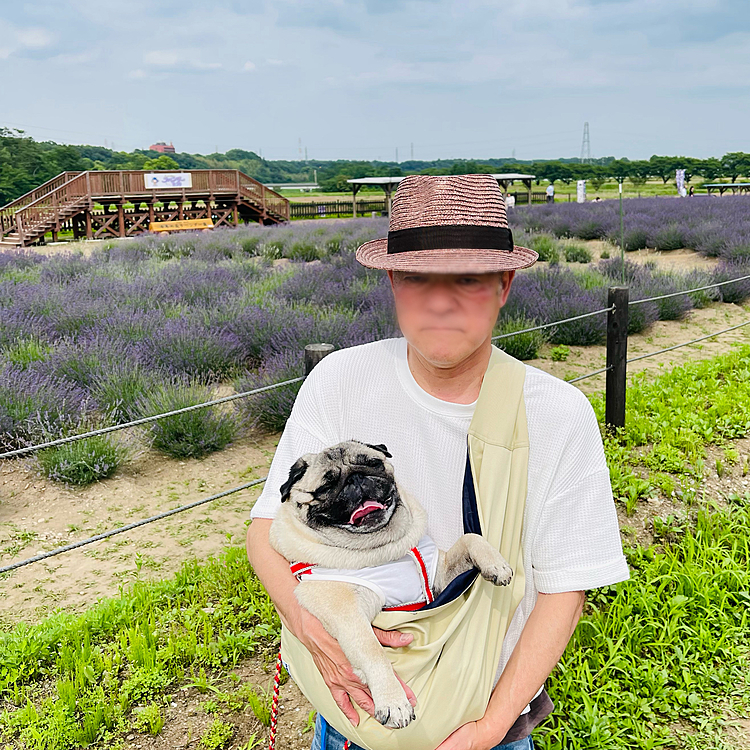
[[0, 216, 748, 478], [509, 195, 750, 260]]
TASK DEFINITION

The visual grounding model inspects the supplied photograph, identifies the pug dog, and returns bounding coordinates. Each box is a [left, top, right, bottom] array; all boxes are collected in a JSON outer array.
[[268, 440, 513, 730]]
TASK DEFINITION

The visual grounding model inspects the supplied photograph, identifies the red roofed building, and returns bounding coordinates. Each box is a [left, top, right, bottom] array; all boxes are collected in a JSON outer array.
[[149, 141, 176, 153]]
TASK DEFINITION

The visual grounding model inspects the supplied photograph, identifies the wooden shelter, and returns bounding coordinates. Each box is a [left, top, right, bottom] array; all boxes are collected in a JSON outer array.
[[0, 169, 289, 248], [346, 173, 539, 217]]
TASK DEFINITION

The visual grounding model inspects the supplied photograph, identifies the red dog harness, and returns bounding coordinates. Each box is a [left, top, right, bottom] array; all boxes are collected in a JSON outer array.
[[290, 535, 439, 610]]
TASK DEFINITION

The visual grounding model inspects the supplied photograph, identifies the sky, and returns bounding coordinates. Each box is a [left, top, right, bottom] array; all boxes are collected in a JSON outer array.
[[1, 0, 750, 163]]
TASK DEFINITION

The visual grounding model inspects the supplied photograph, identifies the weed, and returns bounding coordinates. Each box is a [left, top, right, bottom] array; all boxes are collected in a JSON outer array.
[[133, 701, 164, 735], [200, 718, 234, 749]]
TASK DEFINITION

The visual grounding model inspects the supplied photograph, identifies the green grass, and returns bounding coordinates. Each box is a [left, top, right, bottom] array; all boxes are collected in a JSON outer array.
[[3, 346, 750, 748], [0, 545, 279, 749], [591, 342, 750, 513]]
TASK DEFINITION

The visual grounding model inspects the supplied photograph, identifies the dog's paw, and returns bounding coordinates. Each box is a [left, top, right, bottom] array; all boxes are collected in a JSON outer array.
[[480, 562, 513, 587], [374, 693, 416, 729]]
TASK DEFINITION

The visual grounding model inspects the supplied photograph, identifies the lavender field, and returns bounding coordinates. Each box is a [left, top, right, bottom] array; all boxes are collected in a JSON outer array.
[[1, 211, 749, 484], [510, 194, 750, 258]]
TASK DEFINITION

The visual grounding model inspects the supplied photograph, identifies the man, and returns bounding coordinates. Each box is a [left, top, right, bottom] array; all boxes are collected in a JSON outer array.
[[247, 174, 629, 750], [545, 183, 555, 203]]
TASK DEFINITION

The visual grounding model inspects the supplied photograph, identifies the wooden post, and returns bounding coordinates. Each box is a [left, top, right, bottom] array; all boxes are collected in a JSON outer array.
[[605, 286, 629, 434], [352, 184, 360, 218], [383, 184, 393, 217], [85, 210, 93, 239], [304, 344, 335, 376], [118, 203, 126, 237]]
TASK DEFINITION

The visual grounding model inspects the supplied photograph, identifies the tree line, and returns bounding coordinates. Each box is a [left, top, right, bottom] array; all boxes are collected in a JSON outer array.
[[1, 127, 749, 205]]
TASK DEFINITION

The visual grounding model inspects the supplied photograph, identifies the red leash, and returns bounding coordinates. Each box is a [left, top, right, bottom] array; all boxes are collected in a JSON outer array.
[[269, 650, 350, 750]]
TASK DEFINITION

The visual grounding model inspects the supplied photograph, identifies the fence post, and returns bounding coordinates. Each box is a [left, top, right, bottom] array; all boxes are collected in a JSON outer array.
[[304, 343, 335, 375], [605, 286, 629, 434]]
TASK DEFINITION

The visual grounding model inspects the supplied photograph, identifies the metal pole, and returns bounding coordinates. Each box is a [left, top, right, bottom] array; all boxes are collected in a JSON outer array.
[[304, 344, 335, 375], [619, 180, 625, 285], [605, 286, 629, 434]]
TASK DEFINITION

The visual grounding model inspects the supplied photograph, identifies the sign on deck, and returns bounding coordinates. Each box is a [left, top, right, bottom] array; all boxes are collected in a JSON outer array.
[[145, 172, 193, 189], [149, 218, 214, 233]]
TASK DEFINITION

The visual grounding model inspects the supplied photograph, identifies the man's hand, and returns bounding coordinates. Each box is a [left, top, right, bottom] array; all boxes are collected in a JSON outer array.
[[292, 610, 416, 726], [435, 721, 493, 750], [247, 519, 415, 726]]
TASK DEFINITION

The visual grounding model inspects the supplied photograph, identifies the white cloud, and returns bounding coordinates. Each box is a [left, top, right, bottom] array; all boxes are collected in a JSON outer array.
[[243, 60, 256, 71], [16, 27, 54, 49], [144, 50, 181, 67]]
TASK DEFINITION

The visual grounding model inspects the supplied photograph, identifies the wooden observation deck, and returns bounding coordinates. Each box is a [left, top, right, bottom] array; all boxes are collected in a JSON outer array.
[[0, 169, 290, 248]]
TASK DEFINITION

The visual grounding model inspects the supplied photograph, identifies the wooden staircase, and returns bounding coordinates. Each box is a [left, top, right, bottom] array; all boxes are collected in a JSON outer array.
[[0, 169, 290, 247]]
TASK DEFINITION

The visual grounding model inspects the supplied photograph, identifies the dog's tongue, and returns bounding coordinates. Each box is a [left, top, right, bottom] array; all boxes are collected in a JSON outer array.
[[349, 500, 385, 525]]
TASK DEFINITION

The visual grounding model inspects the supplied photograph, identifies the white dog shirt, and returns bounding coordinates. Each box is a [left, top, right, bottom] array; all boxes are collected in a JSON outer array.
[[290, 535, 440, 611]]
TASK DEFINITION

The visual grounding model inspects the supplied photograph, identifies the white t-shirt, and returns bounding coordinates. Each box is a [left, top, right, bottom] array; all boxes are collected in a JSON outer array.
[[251, 337, 630, 710], [545, 184, 555, 196]]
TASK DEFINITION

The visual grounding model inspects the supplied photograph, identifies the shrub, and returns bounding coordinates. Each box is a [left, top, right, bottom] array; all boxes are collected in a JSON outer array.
[[551, 345, 570, 361], [0, 364, 93, 451], [713, 259, 750, 304], [91, 362, 160, 422], [529, 234, 560, 264], [235, 351, 303, 433], [576, 219, 607, 240], [493, 315, 547, 360], [563, 244, 592, 263], [624, 228, 649, 252], [36, 436, 128, 485], [137, 383, 238, 459], [653, 224, 685, 252], [504, 266, 608, 346]]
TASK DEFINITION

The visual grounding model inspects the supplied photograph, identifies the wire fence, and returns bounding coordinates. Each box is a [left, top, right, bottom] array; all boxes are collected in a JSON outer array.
[[3, 269, 750, 462], [0, 477, 268, 575], [2, 271, 750, 575]]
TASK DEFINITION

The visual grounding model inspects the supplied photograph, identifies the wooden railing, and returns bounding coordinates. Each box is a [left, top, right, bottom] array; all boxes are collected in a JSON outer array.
[[4, 169, 290, 244], [15, 173, 91, 244], [0, 172, 82, 236]]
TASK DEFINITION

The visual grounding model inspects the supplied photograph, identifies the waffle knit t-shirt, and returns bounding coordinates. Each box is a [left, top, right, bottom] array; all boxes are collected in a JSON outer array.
[[250, 337, 630, 719]]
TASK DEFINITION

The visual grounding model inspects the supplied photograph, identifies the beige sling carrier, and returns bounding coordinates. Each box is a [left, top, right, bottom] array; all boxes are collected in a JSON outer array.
[[281, 345, 529, 750]]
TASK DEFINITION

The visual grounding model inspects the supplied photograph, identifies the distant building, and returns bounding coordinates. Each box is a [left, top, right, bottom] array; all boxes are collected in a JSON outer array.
[[149, 142, 176, 154]]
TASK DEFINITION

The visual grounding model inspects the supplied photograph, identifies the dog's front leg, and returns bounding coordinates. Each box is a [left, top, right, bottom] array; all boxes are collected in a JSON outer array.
[[295, 580, 416, 729], [434, 533, 513, 594]]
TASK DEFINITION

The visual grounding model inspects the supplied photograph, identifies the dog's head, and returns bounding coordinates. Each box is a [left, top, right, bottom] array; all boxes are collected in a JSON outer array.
[[279, 440, 400, 537]]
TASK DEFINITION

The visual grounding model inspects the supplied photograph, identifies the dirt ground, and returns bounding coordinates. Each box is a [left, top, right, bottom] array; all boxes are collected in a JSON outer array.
[[0, 433, 278, 625]]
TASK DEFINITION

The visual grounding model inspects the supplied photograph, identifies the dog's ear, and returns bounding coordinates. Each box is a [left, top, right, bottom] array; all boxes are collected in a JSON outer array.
[[280, 458, 308, 503], [364, 443, 392, 458]]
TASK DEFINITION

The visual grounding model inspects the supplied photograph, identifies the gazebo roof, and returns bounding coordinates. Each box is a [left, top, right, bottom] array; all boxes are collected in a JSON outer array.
[[490, 173, 536, 180], [347, 174, 536, 184], [346, 177, 406, 185]]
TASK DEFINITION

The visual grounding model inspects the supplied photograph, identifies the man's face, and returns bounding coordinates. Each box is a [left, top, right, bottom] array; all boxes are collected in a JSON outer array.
[[387, 270, 515, 368]]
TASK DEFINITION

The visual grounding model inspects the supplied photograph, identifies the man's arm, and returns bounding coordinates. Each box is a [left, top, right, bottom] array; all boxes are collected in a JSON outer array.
[[436, 590, 585, 750], [246, 519, 415, 726]]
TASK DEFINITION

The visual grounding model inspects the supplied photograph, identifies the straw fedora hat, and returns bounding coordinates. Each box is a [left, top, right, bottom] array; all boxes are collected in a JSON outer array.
[[356, 173, 538, 273]]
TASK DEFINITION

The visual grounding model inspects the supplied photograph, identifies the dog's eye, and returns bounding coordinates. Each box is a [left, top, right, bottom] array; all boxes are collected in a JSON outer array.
[[354, 453, 383, 468]]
